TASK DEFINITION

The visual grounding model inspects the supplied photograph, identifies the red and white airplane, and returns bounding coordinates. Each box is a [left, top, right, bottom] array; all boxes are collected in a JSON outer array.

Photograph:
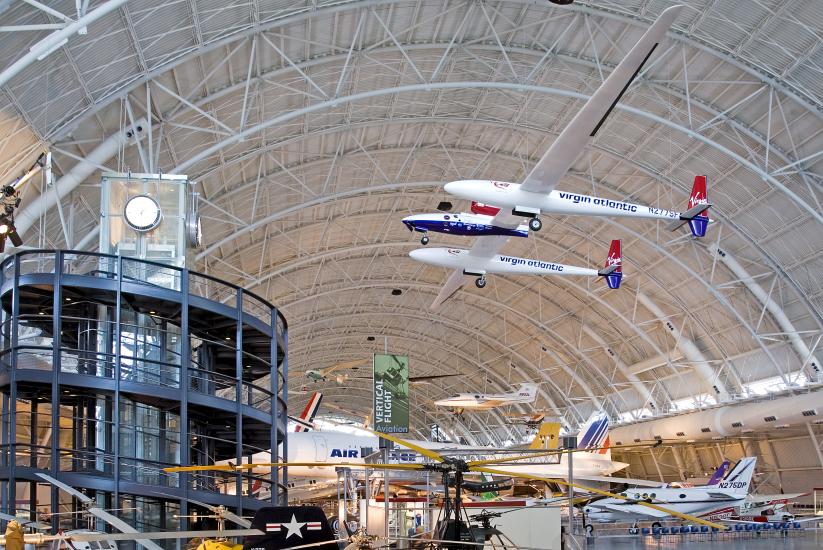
[[406, 5, 690, 309]]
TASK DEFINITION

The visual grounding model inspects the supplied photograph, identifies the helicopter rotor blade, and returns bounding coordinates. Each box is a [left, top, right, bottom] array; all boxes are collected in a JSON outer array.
[[35, 473, 93, 504], [65, 529, 263, 541], [180, 496, 251, 528]]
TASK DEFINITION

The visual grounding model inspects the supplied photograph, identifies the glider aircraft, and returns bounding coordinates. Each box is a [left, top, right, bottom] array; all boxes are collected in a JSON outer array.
[[405, 5, 691, 308]]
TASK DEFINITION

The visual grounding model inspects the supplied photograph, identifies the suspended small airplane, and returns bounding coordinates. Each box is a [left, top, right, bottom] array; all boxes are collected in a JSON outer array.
[[305, 359, 370, 383], [305, 360, 459, 386], [410, 238, 622, 290], [403, 174, 709, 246], [433, 383, 540, 411], [406, 5, 686, 308]]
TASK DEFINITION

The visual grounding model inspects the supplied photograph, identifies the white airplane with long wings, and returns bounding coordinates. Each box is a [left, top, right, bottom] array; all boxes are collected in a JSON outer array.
[[433, 383, 539, 411], [408, 5, 685, 309]]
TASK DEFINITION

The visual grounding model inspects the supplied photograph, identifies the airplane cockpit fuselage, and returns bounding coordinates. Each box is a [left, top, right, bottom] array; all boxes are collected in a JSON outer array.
[[402, 213, 528, 238]]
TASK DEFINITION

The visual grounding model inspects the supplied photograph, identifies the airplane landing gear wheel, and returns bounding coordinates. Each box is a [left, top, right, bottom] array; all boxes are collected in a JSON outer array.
[[585, 524, 594, 536], [651, 522, 662, 530], [420, 235, 429, 245], [475, 277, 486, 289], [528, 217, 542, 231]]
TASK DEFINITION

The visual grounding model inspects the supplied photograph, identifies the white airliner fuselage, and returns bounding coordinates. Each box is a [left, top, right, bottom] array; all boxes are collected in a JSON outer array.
[[444, 181, 682, 221], [240, 431, 627, 480]]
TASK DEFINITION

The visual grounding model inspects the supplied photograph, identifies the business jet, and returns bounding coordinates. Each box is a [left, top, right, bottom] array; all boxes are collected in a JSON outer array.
[[407, 5, 685, 309], [410, 238, 623, 290], [403, 175, 709, 246], [583, 457, 758, 526], [433, 383, 539, 411]]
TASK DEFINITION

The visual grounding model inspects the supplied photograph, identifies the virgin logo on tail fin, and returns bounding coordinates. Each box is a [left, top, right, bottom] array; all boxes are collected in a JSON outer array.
[[666, 175, 711, 236], [602, 239, 622, 289], [687, 175, 710, 237], [294, 392, 323, 432]]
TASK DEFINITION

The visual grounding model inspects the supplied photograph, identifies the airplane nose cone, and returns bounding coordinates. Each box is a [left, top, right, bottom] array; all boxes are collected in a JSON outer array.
[[444, 180, 469, 197], [408, 248, 425, 260]]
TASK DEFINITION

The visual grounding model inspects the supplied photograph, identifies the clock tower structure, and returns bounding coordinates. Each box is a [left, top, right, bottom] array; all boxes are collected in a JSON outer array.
[[99, 172, 201, 285]]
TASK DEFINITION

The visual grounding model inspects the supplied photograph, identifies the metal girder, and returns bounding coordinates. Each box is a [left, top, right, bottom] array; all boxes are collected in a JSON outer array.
[[291, 384, 478, 445], [0, 0, 129, 88], [289, 304, 573, 422], [282, 274, 622, 417], [194, 136, 806, 398], [160, 41, 806, 178], [169, 81, 823, 226], [286, 322, 537, 442], [41, 0, 821, 147], [217, 222, 666, 406], [181, 112, 821, 331]]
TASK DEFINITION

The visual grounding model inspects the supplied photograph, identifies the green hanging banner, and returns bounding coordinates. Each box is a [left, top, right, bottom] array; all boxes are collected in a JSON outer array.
[[373, 353, 409, 433]]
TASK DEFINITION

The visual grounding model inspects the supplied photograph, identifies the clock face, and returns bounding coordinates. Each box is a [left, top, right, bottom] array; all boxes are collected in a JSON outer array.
[[187, 215, 202, 248], [124, 195, 162, 231]]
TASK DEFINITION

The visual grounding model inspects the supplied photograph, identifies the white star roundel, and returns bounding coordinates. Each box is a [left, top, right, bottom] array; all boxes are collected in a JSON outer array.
[[281, 514, 306, 539]]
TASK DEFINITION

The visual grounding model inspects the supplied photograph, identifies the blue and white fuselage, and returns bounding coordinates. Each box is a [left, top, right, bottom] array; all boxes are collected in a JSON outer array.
[[402, 212, 528, 238]]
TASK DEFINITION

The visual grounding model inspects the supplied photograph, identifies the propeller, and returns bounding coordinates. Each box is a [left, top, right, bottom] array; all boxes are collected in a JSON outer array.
[[36, 473, 165, 550]]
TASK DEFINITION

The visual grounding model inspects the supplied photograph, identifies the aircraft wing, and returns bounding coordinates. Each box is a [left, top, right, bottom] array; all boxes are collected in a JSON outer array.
[[594, 502, 670, 518], [431, 235, 510, 309], [707, 491, 737, 499], [574, 474, 665, 488], [488, 4, 682, 232]]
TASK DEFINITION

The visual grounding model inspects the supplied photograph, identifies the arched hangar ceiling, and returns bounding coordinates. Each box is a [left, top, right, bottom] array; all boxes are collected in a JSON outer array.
[[1, 0, 822, 445]]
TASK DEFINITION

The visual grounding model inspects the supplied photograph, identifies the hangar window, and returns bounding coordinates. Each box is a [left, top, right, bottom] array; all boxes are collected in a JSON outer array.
[[618, 407, 653, 422], [670, 394, 716, 411], [744, 372, 807, 396]]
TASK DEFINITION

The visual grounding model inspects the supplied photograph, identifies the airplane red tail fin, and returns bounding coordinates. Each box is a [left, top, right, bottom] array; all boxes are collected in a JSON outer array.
[[687, 175, 710, 237], [668, 175, 710, 236], [598, 239, 622, 289]]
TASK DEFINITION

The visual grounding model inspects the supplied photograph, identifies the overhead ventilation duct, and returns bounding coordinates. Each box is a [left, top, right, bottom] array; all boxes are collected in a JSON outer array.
[[708, 243, 820, 380], [610, 389, 823, 444], [13, 119, 147, 244]]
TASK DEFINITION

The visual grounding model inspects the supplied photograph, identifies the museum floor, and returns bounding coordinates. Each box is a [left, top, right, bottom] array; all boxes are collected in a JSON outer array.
[[590, 531, 823, 549]]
